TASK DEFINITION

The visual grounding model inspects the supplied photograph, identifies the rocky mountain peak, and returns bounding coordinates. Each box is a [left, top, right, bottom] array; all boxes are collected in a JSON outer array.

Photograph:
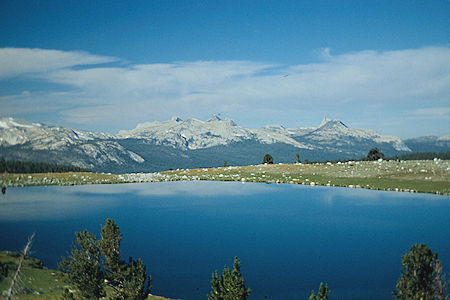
[[171, 116, 183, 122], [2, 116, 429, 173], [319, 117, 348, 129], [223, 118, 237, 126], [207, 114, 222, 122], [0, 117, 42, 129], [263, 124, 287, 131]]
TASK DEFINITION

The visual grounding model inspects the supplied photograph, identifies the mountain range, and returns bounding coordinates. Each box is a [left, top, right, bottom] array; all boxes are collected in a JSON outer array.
[[1, 116, 448, 173]]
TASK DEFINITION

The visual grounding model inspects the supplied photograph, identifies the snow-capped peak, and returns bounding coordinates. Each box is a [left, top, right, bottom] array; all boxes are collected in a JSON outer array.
[[319, 117, 348, 128], [118, 116, 310, 150], [207, 114, 222, 122], [1, 116, 419, 170], [320, 117, 331, 127], [171, 116, 183, 122], [263, 124, 286, 130], [0, 117, 40, 129]]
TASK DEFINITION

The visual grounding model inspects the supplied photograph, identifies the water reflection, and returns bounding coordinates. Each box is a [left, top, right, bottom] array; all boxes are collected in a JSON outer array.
[[1, 182, 447, 221], [0, 181, 448, 299], [73, 180, 274, 197], [0, 181, 275, 221]]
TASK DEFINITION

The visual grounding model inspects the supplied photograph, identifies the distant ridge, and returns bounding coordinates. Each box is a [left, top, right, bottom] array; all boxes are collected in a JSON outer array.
[[1, 115, 446, 173]]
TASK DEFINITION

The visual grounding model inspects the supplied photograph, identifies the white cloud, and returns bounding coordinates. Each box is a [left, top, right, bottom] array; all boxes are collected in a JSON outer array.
[[1, 46, 449, 136], [0, 47, 117, 79], [318, 47, 332, 60], [411, 107, 450, 117]]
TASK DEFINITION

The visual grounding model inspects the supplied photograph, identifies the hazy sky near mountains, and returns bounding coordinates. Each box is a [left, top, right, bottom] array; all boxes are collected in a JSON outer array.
[[0, 1, 449, 138]]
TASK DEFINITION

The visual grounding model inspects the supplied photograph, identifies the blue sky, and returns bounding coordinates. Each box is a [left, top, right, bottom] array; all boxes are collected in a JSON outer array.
[[0, 0, 449, 138]]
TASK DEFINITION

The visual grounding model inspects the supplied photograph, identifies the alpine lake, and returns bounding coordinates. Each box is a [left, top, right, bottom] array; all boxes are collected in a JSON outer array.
[[0, 181, 449, 300]]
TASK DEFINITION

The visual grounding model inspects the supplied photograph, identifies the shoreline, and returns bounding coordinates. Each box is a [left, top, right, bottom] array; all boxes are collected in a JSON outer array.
[[1, 160, 449, 196]]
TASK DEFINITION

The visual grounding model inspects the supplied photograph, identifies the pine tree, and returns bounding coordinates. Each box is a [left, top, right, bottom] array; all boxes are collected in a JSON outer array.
[[366, 147, 384, 161], [59, 230, 105, 300], [122, 257, 152, 300], [0, 158, 6, 173], [100, 219, 128, 292], [433, 259, 448, 300], [393, 243, 438, 300], [60, 219, 152, 300], [0, 261, 8, 282], [209, 270, 222, 300], [262, 154, 273, 164], [309, 282, 330, 300], [100, 219, 151, 300], [208, 256, 251, 300]]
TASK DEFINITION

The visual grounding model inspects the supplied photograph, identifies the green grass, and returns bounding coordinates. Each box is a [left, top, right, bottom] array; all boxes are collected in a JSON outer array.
[[157, 160, 449, 195], [1, 160, 449, 195], [0, 251, 172, 300], [0, 251, 64, 299], [159, 160, 450, 195]]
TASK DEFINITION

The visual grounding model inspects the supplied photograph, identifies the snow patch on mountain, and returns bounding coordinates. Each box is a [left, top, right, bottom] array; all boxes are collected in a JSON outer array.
[[255, 125, 312, 149], [291, 118, 411, 152], [9, 119, 34, 128], [0, 117, 145, 166], [0, 121, 9, 129], [119, 115, 311, 150], [1, 115, 428, 172]]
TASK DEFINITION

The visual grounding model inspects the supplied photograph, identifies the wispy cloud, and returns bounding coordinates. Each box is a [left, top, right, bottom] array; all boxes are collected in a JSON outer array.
[[1, 46, 449, 136], [0, 47, 117, 79], [411, 107, 450, 117]]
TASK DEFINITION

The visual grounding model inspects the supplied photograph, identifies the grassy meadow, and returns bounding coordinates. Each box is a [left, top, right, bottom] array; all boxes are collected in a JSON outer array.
[[1, 159, 449, 195]]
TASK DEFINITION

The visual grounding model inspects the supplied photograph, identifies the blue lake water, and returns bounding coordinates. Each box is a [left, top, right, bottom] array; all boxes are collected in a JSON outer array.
[[0, 181, 449, 299]]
